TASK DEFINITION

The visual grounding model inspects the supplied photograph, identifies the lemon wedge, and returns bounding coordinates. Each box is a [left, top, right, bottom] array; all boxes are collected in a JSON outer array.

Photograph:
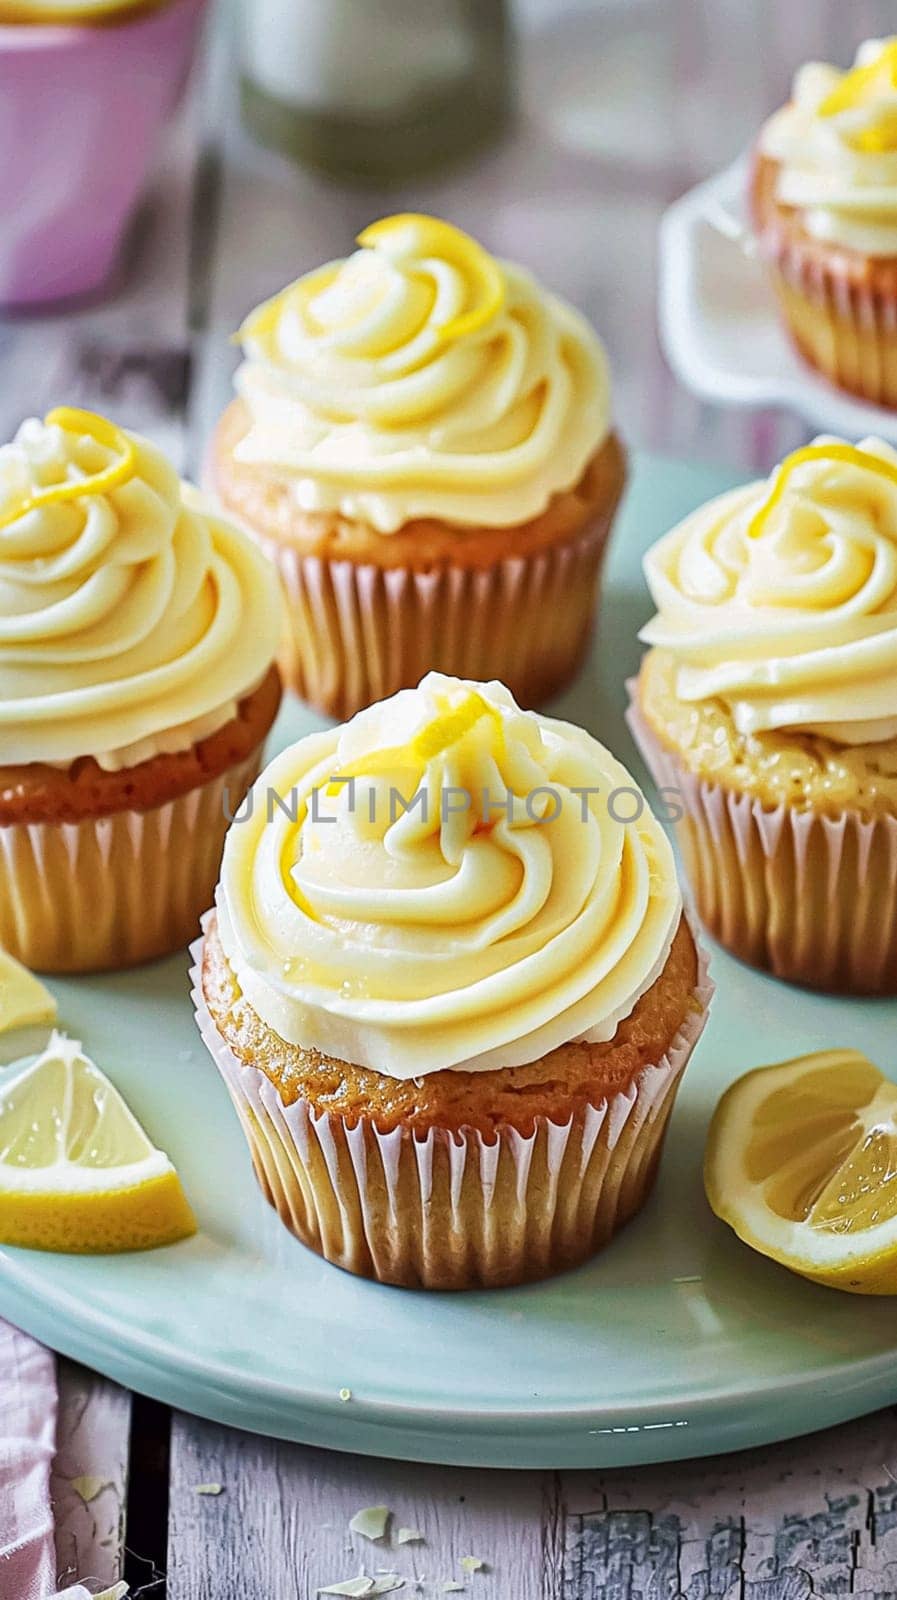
[[0, 949, 56, 1035], [705, 1049, 897, 1294], [357, 214, 505, 342], [0, 1032, 196, 1254]]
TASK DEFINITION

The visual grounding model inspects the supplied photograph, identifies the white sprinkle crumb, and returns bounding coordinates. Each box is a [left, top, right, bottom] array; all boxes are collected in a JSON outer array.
[[442, 1585, 465, 1594], [350, 1505, 390, 1541], [396, 1528, 424, 1545], [70, 1475, 109, 1503], [460, 1557, 486, 1574], [339, 1387, 353, 1402], [318, 1579, 374, 1598], [193, 1482, 224, 1496]]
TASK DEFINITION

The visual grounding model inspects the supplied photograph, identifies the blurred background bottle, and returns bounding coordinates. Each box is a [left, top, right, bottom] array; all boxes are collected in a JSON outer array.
[[239, 0, 512, 183]]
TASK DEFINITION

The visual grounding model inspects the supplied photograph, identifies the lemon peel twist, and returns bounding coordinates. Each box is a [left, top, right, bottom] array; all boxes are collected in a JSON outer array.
[[356, 214, 505, 343], [747, 441, 897, 540], [819, 40, 897, 152], [0, 406, 135, 532], [278, 692, 507, 924]]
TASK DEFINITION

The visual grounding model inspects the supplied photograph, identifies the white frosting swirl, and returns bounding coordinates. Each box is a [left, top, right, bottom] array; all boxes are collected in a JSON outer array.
[[217, 673, 681, 1078], [641, 436, 897, 743], [760, 40, 897, 256], [233, 215, 611, 533], [0, 414, 283, 769]]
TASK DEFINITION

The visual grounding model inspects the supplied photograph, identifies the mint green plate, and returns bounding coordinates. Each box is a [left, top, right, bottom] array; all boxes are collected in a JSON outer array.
[[2, 452, 897, 1470]]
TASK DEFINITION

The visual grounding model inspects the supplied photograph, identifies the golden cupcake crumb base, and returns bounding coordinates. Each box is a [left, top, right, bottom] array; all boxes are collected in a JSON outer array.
[[193, 915, 710, 1291], [0, 670, 281, 973], [751, 151, 897, 408], [628, 667, 897, 997], [210, 406, 627, 718], [0, 756, 261, 974]]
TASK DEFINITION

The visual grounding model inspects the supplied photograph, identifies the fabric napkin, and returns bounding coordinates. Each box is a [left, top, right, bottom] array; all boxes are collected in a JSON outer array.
[[0, 1320, 58, 1600], [0, 1318, 128, 1600]]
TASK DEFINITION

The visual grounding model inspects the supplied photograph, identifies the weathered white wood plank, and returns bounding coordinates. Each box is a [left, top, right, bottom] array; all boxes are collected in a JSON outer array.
[[167, 1415, 547, 1600], [51, 1360, 131, 1595], [558, 1404, 897, 1597], [167, 1405, 897, 1598]]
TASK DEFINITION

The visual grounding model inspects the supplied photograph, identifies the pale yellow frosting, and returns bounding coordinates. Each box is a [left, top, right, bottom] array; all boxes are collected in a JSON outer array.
[[760, 40, 897, 256], [217, 673, 681, 1079], [233, 214, 611, 534], [0, 0, 154, 18], [0, 414, 283, 770], [641, 437, 897, 743]]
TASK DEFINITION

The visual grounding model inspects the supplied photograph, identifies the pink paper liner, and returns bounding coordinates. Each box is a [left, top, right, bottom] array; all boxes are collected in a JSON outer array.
[[757, 227, 897, 407], [0, 0, 208, 307], [190, 916, 712, 1290], [626, 681, 897, 995], [0, 753, 260, 973]]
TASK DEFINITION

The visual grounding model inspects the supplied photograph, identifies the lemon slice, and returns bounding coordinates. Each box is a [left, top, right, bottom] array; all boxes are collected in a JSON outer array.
[[0, 1032, 196, 1254], [705, 1049, 897, 1294], [357, 214, 505, 342], [0, 949, 56, 1035]]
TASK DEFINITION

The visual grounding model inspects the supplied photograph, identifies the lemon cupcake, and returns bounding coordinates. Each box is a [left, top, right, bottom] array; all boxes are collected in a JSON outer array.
[[192, 673, 710, 1290], [629, 436, 897, 995], [751, 38, 897, 406], [209, 213, 626, 719], [0, 408, 283, 973]]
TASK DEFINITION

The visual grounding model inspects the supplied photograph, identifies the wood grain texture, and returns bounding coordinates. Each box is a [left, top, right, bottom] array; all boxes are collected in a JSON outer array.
[[166, 1405, 897, 1599], [51, 1360, 131, 1594], [168, 1414, 546, 1600], [559, 1405, 897, 1598]]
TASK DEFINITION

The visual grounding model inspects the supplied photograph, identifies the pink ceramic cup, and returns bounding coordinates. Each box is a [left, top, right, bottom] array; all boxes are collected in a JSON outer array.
[[0, 0, 207, 307]]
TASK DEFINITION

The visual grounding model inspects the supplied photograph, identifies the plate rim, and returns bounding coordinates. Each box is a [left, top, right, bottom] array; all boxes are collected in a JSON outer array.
[[657, 153, 897, 439], [4, 1256, 897, 1469]]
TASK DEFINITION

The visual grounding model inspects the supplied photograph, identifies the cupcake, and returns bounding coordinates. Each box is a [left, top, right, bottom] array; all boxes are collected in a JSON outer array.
[[628, 436, 897, 996], [0, 0, 207, 307], [751, 38, 897, 406], [192, 672, 710, 1290], [209, 213, 626, 719], [0, 407, 283, 973]]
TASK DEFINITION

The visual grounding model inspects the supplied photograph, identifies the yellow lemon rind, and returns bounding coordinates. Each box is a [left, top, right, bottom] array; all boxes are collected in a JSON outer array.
[[704, 1053, 897, 1296], [0, 1169, 197, 1254]]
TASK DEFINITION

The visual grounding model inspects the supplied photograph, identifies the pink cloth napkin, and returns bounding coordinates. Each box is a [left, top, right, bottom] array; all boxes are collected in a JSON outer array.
[[0, 1319, 58, 1600]]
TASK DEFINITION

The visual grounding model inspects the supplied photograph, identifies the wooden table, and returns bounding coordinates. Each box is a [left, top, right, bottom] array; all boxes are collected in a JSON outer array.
[[9, 0, 897, 1592]]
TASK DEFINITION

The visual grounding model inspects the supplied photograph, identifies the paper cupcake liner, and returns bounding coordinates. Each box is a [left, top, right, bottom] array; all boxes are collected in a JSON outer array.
[[253, 516, 614, 720], [760, 232, 897, 408], [191, 917, 712, 1290], [0, 754, 260, 975], [0, 0, 207, 307], [626, 686, 897, 996]]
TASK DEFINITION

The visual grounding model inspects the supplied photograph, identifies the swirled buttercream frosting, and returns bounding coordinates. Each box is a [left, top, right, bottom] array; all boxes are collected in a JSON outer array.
[[641, 437, 897, 743], [216, 673, 682, 1078], [760, 39, 897, 256], [0, 409, 283, 769], [232, 214, 611, 533]]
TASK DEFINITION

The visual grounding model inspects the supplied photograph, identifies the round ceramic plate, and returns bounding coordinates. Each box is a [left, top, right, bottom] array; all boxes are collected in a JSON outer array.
[[659, 156, 897, 442], [2, 452, 897, 1471]]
